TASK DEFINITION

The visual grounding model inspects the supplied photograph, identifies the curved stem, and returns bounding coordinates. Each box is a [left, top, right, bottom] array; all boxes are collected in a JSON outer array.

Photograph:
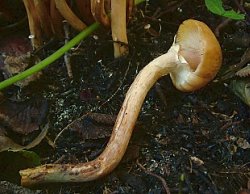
[[75, 0, 94, 25], [91, 0, 110, 27], [54, 0, 87, 31], [20, 45, 179, 186]]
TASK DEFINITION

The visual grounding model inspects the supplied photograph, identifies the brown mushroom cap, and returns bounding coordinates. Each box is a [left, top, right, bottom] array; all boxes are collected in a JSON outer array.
[[171, 19, 222, 92]]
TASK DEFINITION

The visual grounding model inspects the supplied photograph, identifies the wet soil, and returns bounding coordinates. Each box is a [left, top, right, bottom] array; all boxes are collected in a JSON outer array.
[[0, 1, 250, 194]]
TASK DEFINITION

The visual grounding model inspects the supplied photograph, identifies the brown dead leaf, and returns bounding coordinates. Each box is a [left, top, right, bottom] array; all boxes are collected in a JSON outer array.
[[236, 65, 250, 77], [1, 53, 41, 87], [0, 97, 48, 135], [59, 112, 142, 141], [230, 79, 250, 106], [0, 124, 48, 152], [0, 35, 32, 56], [69, 113, 117, 140], [0, 35, 41, 87], [221, 48, 250, 80]]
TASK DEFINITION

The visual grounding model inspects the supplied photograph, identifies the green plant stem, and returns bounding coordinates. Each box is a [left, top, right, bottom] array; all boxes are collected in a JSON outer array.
[[0, 0, 145, 90]]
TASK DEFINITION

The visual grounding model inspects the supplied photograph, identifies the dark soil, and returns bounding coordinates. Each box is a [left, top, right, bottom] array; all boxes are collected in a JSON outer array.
[[0, 1, 250, 194]]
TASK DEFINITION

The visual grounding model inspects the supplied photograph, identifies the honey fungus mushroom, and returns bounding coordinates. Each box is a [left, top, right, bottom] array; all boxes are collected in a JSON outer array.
[[20, 19, 222, 186]]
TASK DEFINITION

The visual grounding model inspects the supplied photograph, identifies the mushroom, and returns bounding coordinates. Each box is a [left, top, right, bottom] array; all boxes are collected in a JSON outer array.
[[20, 19, 222, 186]]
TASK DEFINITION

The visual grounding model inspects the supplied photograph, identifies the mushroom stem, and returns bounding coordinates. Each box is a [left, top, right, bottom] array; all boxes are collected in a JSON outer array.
[[20, 44, 181, 186], [111, 0, 129, 57], [23, 0, 43, 49], [34, 0, 52, 37]]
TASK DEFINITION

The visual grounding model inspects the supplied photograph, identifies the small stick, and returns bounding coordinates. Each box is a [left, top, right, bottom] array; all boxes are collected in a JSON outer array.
[[63, 20, 73, 78], [136, 160, 171, 194]]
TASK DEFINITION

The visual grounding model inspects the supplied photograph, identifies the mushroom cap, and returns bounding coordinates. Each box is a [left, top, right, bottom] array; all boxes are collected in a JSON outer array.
[[170, 19, 222, 92]]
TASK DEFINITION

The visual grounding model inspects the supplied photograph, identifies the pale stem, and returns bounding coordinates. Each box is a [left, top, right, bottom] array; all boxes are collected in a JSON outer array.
[[111, 0, 129, 58], [20, 45, 180, 186]]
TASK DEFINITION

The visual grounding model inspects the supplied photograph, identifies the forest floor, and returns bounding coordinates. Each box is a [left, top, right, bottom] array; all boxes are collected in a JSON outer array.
[[0, 1, 249, 194]]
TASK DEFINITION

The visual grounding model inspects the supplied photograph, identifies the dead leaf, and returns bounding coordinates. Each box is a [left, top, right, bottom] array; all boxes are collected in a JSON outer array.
[[69, 113, 116, 140], [56, 113, 142, 142], [236, 65, 250, 77], [1, 53, 41, 87], [0, 35, 32, 56], [0, 97, 48, 135], [0, 35, 40, 87], [0, 124, 48, 152], [54, 113, 143, 146], [230, 79, 250, 106], [221, 48, 250, 80]]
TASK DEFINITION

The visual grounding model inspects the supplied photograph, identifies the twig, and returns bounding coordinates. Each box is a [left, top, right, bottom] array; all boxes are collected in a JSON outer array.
[[97, 60, 131, 110], [136, 160, 171, 194], [53, 124, 70, 145], [220, 120, 241, 130], [214, 18, 232, 37], [63, 20, 73, 78], [54, 155, 66, 164]]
